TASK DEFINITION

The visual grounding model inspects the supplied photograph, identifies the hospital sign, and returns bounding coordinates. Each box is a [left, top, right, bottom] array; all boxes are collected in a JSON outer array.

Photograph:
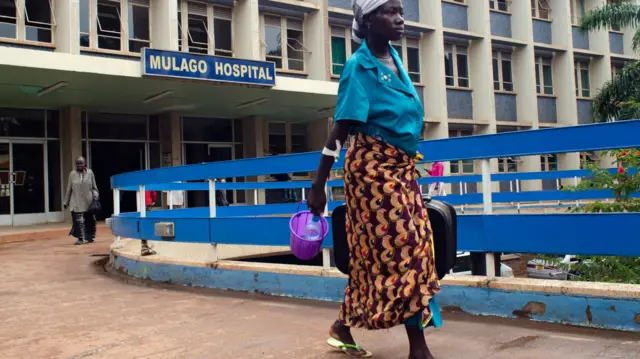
[[142, 48, 276, 87]]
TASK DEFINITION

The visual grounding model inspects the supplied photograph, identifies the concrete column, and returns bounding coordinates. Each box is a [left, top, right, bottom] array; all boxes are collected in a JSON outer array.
[[170, 113, 181, 167], [306, 117, 329, 151], [60, 106, 83, 221], [54, 0, 80, 54], [304, 0, 329, 80], [585, 0, 611, 91], [242, 116, 266, 204], [584, 0, 612, 169], [509, 0, 542, 191], [468, 0, 497, 126], [467, 0, 499, 192], [419, 1, 453, 192], [233, 0, 261, 60], [151, 0, 179, 51], [159, 112, 181, 167], [552, 0, 580, 173], [419, 0, 448, 128]]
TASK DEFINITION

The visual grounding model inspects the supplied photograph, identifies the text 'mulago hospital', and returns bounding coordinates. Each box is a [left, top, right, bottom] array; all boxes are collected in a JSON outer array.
[[149, 54, 274, 81]]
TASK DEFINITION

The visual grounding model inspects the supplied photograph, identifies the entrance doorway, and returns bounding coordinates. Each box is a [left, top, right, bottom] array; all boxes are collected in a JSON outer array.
[[90, 142, 145, 219], [0, 141, 46, 226], [184, 144, 233, 207]]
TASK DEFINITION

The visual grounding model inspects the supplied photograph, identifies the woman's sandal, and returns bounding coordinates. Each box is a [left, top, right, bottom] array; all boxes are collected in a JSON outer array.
[[327, 337, 373, 358]]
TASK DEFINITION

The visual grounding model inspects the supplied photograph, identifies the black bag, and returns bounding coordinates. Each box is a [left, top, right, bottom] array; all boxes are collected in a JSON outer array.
[[331, 196, 457, 280], [89, 199, 102, 214], [422, 195, 458, 280]]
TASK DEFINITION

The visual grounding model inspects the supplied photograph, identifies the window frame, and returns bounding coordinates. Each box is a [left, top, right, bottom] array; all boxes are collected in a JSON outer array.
[[444, 43, 470, 89], [574, 60, 591, 99], [329, 25, 351, 76], [535, 56, 554, 95], [540, 153, 558, 171], [406, 37, 421, 84], [569, 0, 585, 26], [531, 0, 551, 21], [80, 0, 152, 55], [606, 0, 621, 31], [489, 0, 510, 13], [492, 50, 514, 92], [178, 1, 233, 57], [0, 0, 56, 45], [448, 129, 475, 174], [261, 14, 309, 73], [127, 0, 150, 53]]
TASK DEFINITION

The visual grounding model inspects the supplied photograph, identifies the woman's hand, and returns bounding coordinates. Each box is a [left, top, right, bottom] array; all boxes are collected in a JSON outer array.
[[307, 184, 327, 216]]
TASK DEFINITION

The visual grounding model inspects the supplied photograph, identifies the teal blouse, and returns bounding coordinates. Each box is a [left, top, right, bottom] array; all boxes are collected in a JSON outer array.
[[333, 40, 424, 157]]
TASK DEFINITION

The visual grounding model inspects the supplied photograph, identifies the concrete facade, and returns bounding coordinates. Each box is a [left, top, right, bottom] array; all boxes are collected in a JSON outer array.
[[0, 0, 639, 224]]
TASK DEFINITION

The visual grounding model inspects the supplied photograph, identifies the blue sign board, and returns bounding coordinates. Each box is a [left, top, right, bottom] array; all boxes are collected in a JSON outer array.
[[141, 48, 276, 87]]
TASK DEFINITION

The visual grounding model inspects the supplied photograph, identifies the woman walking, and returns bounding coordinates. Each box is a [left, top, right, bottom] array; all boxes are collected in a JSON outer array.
[[64, 156, 99, 245], [307, 0, 441, 357]]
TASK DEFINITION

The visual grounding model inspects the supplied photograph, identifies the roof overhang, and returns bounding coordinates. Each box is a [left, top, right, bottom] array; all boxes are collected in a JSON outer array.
[[0, 47, 338, 122]]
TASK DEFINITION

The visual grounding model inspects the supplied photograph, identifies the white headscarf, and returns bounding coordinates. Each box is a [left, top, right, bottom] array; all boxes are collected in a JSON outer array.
[[351, 0, 391, 44]]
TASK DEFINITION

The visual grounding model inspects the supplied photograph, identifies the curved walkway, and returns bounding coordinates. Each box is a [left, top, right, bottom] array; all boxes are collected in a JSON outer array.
[[0, 236, 638, 359]]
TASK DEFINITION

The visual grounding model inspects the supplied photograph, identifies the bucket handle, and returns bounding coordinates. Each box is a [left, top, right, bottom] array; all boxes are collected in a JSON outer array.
[[296, 200, 307, 213]]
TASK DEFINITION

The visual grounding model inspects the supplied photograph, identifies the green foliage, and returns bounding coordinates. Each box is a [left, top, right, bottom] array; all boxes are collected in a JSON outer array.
[[556, 149, 640, 284], [579, 2, 640, 122]]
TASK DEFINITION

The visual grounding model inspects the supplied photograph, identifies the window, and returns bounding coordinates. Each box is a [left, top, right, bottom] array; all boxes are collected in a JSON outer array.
[[449, 130, 474, 174], [531, 0, 551, 20], [81, 0, 150, 53], [128, 0, 150, 53], [263, 15, 308, 72], [574, 61, 591, 98], [0, 0, 18, 40], [264, 15, 282, 68], [178, 2, 233, 56], [330, 26, 348, 75], [498, 157, 518, 173], [444, 43, 469, 88], [570, 0, 585, 25], [406, 37, 420, 83], [268, 122, 286, 154], [606, 0, 621, 31], [25, 0, 54, 43], [80, 0, 89, 46], [213, 8, 232, 56], [0, 0, 55, 43], [97, 0, 123, 51], [186, 2, 208, 54], [580, 152, 597, 169], [287, 19, 304, 71], [540, 154, 557, 171], [535, 56, 553, 95], [489, 0, 509, 12], [493, 50, 514, 92], [611, 63, 623, 78]]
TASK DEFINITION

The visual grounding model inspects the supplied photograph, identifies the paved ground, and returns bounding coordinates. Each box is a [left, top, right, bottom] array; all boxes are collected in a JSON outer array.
[[0, 236, 638, 359]]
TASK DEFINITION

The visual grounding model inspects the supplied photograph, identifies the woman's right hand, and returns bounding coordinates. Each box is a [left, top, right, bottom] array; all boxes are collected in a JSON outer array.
[[307, 184, 327, 216]]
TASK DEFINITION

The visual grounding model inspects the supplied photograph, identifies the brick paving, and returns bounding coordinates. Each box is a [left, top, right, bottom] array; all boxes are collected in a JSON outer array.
[[0, 235, 638, 359]]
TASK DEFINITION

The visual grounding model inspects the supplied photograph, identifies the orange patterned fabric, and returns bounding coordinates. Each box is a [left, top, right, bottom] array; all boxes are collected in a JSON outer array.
[[338, 133, 440, 330]]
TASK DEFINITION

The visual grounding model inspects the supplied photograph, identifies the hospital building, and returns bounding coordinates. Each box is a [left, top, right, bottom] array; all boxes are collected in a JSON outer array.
[[0, 0, 637, 226]]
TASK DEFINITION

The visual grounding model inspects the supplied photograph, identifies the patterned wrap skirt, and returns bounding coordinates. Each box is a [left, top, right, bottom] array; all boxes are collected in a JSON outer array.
[[337, 133, 441, 330]]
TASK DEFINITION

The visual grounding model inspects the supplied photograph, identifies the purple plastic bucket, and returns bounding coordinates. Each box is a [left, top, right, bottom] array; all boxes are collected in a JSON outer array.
[[289, 203, 329, 260]]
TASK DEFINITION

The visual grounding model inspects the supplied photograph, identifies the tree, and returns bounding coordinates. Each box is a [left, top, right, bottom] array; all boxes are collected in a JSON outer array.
[[579, 1, 640, 122]]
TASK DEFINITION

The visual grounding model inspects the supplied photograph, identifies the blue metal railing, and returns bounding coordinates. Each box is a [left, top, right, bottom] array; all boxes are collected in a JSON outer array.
[[109, 120, 640, 270]]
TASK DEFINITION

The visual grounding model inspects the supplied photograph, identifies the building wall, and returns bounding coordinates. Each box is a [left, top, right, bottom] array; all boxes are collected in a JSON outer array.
[[0, 0, 638, 205]]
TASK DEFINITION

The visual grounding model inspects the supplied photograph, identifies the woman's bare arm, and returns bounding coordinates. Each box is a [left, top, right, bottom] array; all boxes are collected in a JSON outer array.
[[311, 121, 353, 191]]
